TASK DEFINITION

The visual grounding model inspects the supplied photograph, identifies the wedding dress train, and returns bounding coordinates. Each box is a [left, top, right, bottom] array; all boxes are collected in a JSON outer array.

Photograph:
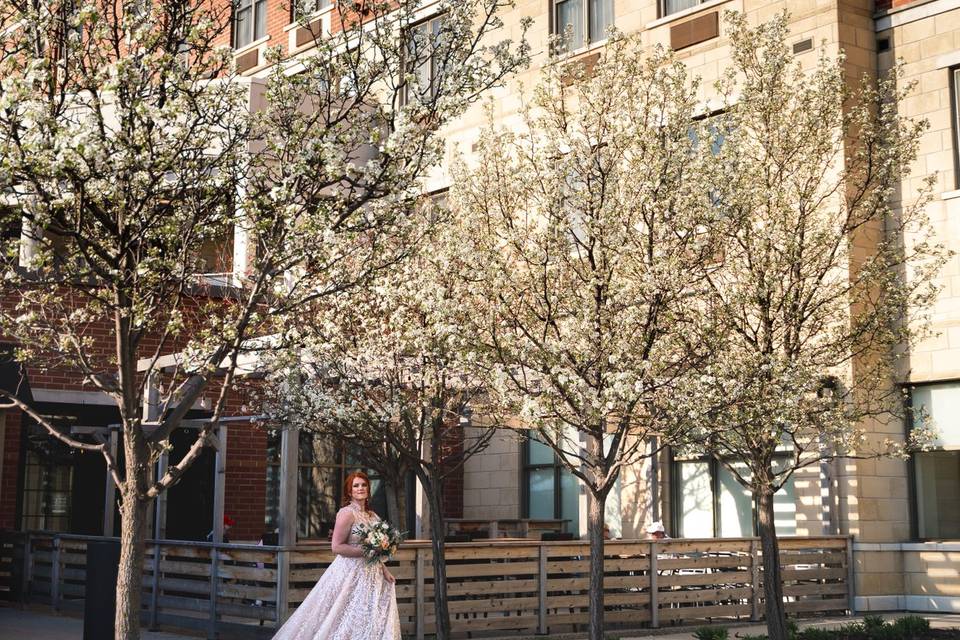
[[272, 506, 401, 640]]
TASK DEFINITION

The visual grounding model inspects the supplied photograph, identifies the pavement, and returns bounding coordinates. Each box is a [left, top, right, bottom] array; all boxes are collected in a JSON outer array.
[[620, 614, 960, 640], [0, 604, 200, 639], [0, 605, 957, 640]]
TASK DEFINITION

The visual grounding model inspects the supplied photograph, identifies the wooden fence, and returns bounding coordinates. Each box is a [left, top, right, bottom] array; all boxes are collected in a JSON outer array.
[[0, 532, 853, 638]]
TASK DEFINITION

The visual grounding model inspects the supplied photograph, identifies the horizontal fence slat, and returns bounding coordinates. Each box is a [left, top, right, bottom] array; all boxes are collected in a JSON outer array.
[[5, 533, 852, 638]]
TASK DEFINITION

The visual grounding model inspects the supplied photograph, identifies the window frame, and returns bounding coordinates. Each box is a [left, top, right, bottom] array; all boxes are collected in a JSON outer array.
[[521, 434, 564, 522], [906, 379, 960, 541], [400, 13, 445, 106], [265, 430, 386, 540], [659, 0, 708, 19], [520, 432, 580, 533], [550, 0, 614, 53], [669, 448, 795, 538], [950, 66, 960, 190], [233, 0, 267, 50], [291, 0, 331, 22]]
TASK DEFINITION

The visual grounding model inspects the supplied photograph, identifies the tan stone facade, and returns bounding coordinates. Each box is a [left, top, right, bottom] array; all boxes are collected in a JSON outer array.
[[439, 0, 960, 615]]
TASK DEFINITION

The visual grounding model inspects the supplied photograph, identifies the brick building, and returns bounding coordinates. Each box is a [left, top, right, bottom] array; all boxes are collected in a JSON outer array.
[[1, 0, 959, 618]]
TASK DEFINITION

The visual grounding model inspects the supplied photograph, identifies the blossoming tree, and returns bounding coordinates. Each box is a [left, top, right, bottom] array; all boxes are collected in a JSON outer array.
[[0, 0, 527, 636], [450, 37, 721, 640], [269, 199, 509, 640], [674, 14, 949, 640]]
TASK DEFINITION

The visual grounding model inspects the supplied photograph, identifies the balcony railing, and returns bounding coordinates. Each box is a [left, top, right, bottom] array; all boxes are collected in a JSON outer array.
[[0, 531, 853, 639]]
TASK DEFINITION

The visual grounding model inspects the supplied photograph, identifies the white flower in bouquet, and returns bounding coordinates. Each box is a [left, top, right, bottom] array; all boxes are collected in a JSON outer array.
[[356, 521, 406, 566]]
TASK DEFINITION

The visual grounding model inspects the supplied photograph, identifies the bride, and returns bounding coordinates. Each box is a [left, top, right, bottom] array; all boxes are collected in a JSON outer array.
[[272, 471, 401, 640]]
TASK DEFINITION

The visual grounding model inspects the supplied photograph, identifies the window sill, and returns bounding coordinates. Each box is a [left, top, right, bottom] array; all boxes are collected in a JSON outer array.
[[942, 188, 960, 201], [854, 541, 960, 552], [284, 3, 335, 33], [233, 35, 270, 57], [646, 0, 732, 30], [550, 37, 610, 61]]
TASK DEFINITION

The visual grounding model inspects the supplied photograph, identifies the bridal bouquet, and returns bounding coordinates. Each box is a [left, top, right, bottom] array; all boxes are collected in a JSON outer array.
[[356, 521, 405, 565]]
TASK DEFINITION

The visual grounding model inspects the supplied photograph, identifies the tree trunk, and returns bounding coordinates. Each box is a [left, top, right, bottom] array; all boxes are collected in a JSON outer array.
[[426, 484, 451, 640], [587, 490, 606, 640], [115, 483, 149, 639], [758, 486, 788, 640]]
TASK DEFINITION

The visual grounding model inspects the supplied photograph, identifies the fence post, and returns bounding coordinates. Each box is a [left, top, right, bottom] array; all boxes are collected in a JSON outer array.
[[50, 536, 61, 611], [846, 535, 856, 616], [276, 547, 290, 626], [537, 544, 548, 634], [21, 532, 31, 601], [208, 546, 219, 640], [415, 547, 425, 640], [149, 542, 162, 630], [649, 541, 658, 629], [750, 539, 761, 621]]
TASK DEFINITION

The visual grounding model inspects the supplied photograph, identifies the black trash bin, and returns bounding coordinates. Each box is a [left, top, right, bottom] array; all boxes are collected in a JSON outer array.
[[84, 540, 120, 640]]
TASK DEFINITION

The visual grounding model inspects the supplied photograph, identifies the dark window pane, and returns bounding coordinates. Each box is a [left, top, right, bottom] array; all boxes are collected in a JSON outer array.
[[556, 0, 584, 50], [588, 0, 613, 43], [254, 0, 266, 40], [914, 450, 960, 539], [527, 469, 555, 519], [663, 0, 698, 17], [560, 468, 579, 533], [677, 461, 713, 537], [527, 437, 554, 465]]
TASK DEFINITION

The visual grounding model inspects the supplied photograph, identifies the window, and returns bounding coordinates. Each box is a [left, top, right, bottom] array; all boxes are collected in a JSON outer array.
[[672, 454, 797, 537], [403, 15, 444, 104], [233, 0, 267, 49], [552, 0, 614, 52], [265, 431, 387, 539], [661, 0, 709, 17], [294, 0, 330, 20], [952, 67, 960, 189], [522, 434, 580, 534], [910, 382, 960, 539]]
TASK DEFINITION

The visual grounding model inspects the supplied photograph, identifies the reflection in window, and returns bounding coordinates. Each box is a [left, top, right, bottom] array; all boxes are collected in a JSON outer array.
[[523, 434, 580, 534], [265, 430, 387, 540], [674, 456, 796, 537], [404, 16, 444, 104], [234, 0, 267, 49], [662, 0, 705, 18], [911, 382, 960, 539], [553, 0, 614, 51]]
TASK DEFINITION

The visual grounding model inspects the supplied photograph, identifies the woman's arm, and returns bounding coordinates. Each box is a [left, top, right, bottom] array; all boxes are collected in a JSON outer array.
[[330, 509, 363, 557]]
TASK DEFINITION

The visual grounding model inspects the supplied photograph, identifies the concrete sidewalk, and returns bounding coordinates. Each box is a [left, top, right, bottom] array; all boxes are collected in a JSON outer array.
[[0, 605, 198, 639], [621, 614, 960, 640], [0, 605, 957, 640]]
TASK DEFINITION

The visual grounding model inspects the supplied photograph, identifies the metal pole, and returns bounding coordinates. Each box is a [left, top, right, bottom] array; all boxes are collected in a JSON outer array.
[[211, 427, 227, 544], [650, 436, 660, 523], [278, 426, 299, 547]]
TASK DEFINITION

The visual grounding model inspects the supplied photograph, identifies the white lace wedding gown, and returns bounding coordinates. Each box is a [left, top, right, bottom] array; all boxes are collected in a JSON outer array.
[[272, 504, 401, 640]]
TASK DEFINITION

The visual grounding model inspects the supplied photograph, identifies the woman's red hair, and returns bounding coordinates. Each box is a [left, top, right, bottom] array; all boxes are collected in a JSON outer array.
[[342, 470, 371, 511]]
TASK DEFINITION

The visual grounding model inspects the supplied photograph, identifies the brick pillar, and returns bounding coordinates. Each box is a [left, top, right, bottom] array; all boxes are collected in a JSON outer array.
[[0, 410, 23, 530]]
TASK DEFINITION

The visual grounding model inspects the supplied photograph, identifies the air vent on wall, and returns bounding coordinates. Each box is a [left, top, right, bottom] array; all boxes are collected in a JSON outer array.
[[877, 37, 891, 52], [792, 38, 813, 54]]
